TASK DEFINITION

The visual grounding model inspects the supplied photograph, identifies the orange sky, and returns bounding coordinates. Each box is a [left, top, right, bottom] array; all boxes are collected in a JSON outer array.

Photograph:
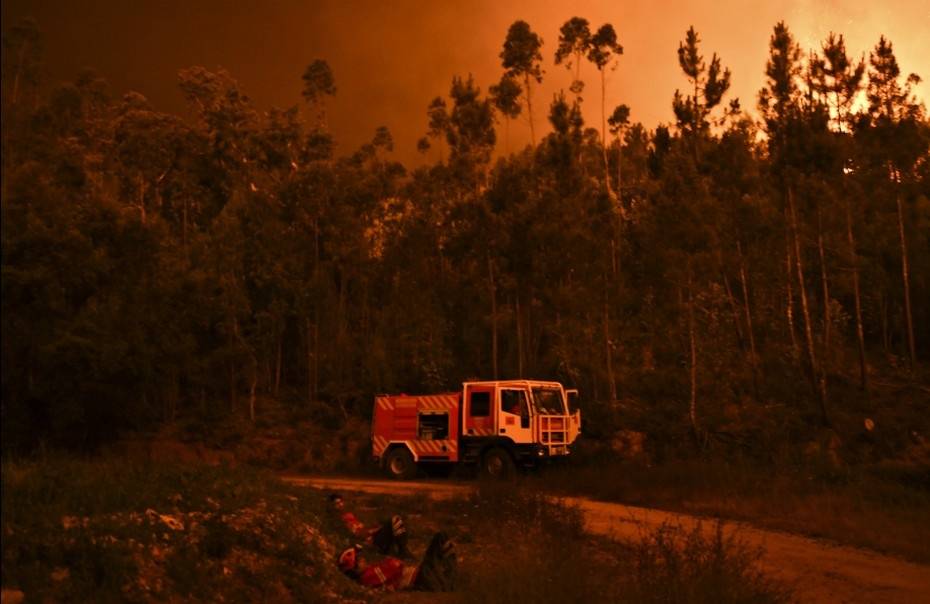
[[4, 0, 928, 165]]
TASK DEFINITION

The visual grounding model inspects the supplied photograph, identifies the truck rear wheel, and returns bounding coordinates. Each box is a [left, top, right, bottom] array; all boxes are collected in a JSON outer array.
[[481, 447, 515, 479], [385, 447, 416, 480]]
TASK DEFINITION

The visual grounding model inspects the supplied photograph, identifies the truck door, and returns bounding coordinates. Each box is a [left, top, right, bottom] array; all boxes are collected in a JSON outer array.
[[463, 384, 495, 436], [499, 387, 533, 444]]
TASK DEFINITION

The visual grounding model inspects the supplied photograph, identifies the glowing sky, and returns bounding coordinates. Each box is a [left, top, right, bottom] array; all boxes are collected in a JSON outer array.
[[4, 0, 928, 164]]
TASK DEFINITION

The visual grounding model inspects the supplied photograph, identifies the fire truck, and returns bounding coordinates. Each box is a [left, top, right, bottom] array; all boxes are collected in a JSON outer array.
[[371, 380, 581, 479]]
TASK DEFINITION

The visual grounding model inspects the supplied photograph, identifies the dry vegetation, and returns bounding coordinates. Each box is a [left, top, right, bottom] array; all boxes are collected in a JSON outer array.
[[2, 459, 795, 603]]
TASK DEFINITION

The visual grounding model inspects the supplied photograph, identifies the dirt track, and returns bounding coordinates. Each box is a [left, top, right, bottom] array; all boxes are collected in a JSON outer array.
[[283, 475, 930, 603]]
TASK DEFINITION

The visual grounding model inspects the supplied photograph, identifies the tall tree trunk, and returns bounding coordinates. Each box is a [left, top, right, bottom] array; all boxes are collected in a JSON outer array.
[[895, 181, 916, 368], [737, 239, 760, 397], [687, 267, 700, 443], [601, 69, 612, 195], [274, 330, 283, 397], [604, 282, 617, 403], [722, 270, 746, 351], [137, 173, 147, 225], [817, 205, 831, 357], [248, 353, 257, 422], [306, 316, 317, 404], [616, 133, 623, 202], [488, 255, 499, 379], [229, 318, 238, 413], [182, 198, 189, 249], [845, 198, 868, 390], [784, 211, 800, 359], [881, 293, 890, 354], [516, 294, 525, 377], [11, 43, 27, 106], [789, 187, 829, 425], [524, 74, 536, 146]]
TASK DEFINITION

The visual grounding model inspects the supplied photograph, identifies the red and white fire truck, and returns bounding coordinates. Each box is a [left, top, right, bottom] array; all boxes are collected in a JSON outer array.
[[371, 380, 581, 479]]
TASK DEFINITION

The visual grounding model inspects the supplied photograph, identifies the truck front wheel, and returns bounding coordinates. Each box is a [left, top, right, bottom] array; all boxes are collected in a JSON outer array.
[[481, 447, 515, 479], [385, 447, 416, 480]]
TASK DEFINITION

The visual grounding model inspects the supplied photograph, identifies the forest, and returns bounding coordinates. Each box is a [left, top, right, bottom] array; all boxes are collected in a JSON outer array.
[[2, 17, 928, 460]]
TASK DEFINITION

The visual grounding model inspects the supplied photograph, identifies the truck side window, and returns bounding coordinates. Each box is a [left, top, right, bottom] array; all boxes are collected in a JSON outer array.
[[501, 389, 528, 415], [469, 391, 490, 417]]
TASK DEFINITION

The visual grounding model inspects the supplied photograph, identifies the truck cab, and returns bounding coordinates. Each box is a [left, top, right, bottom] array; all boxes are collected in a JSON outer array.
[[461, 380, 580, 465]]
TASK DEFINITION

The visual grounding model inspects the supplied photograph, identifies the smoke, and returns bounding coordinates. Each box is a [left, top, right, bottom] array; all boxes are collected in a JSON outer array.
[[3, 0, 927, 165]]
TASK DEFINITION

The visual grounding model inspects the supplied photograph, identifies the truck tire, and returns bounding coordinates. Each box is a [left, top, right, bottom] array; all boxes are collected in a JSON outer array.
[[385, 447, 416, 480], [481, 447, 515, 479]]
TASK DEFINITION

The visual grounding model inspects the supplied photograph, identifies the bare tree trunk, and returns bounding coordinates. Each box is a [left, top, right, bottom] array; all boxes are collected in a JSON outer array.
[[274, 331, 283, 397], [524, 74, 536, 146], [248, 354, 257, 422], [306, 316, 315, 403], [604, 282, 617, 403], [845, 199, 868, 390], [229, 320, 238, 413], [616, 134, 623, 202], [722, 270, 746, 351], [137, 173, 147, 225], [880, 292, 890, 354], [737, 239, 760, 396], [488, 255, 499, 379], [789, 187, 829, 425], [11, 43, 27, 106], [182, 198, 189, 249], [817, 205, 831, 357], [895, 182, 916, 368], [516, 294, 524, 377], [601, 69, 612, 195], [687, 267, 700, 442], [784, 211, 800, 359]]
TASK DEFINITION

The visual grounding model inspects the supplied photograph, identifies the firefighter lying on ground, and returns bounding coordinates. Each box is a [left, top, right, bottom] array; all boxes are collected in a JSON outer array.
[[337, 532, 457, 591], [328, 492, 413, 558]]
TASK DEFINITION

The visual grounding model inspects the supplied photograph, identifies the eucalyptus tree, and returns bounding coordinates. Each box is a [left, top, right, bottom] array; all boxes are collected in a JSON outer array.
[[587, 24, 623, 192], [810, 32, 868, 387], [608, 104, 630, 201], [422, 96, 450, 162], [500, 20, 544, 146], [554, 17, 592, 100], [445, 75, 497, 185], [489, 73, 522, 153], [302, 59, 336, 129], [758, 22, 828, 424], [858, 36, 927, 368]]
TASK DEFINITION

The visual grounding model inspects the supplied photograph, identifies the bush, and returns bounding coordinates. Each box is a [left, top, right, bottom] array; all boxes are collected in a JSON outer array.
[[1, 458, 355, 603], [455, 482, 791, 604]]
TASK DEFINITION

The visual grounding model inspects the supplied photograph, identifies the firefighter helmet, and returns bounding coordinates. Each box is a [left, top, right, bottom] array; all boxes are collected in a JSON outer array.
[[337, 545, 360, 572]]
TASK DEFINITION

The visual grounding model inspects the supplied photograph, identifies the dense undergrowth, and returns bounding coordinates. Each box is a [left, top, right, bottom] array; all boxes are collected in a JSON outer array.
[[352, 482, 793, 604], [534, 454, 930, 564], [1, 458, 794, 603], [1, 459, 360, 603]]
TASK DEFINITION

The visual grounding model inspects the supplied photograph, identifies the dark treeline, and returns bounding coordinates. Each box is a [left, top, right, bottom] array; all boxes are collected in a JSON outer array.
[[2, 18, 928, 454]]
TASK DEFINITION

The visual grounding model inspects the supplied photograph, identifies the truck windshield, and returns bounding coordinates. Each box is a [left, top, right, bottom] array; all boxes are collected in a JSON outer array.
[[531, 387, 565, 415]]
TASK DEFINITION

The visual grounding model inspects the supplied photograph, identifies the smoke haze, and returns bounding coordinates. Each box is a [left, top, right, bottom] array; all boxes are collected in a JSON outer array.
[[4, 0, 928, 164]]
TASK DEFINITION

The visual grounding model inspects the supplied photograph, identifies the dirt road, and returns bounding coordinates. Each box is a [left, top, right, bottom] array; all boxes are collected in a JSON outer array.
[[283, 475, 930, 603]]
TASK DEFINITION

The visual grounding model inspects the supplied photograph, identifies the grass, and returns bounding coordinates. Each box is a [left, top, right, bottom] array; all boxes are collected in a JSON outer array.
[[2, 458, 795, 603], [531, 455, 930, 563], [1, 458, 363, 603], [342, 480, 793, 604]]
